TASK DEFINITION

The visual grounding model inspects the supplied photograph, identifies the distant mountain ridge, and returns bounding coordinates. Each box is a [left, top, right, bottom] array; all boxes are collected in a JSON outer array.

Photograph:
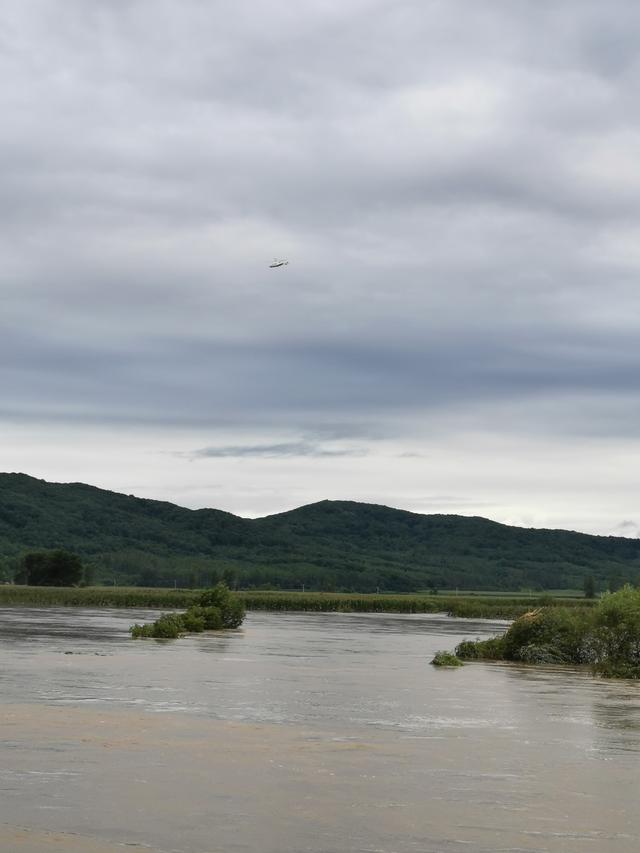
[[0, 472, 638, 592]]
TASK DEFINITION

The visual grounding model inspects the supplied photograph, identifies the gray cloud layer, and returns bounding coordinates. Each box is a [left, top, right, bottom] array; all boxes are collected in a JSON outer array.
[[190, 441, 366, 459], [2, 1, 640, 528]]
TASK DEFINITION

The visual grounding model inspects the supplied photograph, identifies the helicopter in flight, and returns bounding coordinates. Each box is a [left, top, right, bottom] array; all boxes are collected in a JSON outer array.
[[269, 258, 289, 268]]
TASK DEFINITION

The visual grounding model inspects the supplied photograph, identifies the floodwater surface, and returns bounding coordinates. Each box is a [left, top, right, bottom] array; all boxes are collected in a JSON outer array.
[[0, 607, 638, 853]]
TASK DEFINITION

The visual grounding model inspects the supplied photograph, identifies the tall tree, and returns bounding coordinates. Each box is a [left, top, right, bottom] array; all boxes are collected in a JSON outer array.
[[583, 574, 596, 599], [16, 550, 84, 586]]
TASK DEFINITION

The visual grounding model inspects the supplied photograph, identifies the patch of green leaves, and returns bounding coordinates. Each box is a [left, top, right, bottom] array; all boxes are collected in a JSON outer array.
[[431, 651, 464, 667]]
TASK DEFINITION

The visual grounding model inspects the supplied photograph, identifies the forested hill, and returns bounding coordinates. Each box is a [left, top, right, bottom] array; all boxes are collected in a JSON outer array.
[[0, 473, 638, 592]]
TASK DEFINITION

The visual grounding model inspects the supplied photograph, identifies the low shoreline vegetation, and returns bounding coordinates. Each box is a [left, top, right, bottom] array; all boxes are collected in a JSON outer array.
[[0, 585, 198, 608], [0, 586, 595, 619], [452, 585, 640, 678], [237, 591, 592, 619], [130, 585, 245, 639], [431, 651, 464, 667]]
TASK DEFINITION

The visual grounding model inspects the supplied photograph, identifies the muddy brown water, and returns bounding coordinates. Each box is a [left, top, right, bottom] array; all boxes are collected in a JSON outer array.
[[0, 607, 638, 853]]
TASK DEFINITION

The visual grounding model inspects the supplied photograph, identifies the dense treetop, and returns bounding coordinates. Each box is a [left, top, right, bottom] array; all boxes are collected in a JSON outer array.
[[1, 473, 639, 592]]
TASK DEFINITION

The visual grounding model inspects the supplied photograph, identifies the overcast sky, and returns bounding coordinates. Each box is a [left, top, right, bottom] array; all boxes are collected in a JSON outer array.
[[1, 0, 640, 534]]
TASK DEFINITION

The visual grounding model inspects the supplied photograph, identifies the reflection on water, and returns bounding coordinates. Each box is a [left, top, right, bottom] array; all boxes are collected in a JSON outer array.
[[0, 607, 638, 852]]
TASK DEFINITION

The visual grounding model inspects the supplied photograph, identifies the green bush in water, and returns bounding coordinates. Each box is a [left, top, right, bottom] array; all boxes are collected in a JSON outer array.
[[453, 586, 640, 678], [181, 610, 206, 633], [130, 584, 244, 639], [504, 607, 589, 664], [456, 636, 506, 660], [588, 585, 640, 676], [431, 651, 464, 667], [130, 612, 184, 639], [186, 605, 223, 630], [154, 613, 185, 638], [198, 584, 245, 628], [130, 622, 154, 639]]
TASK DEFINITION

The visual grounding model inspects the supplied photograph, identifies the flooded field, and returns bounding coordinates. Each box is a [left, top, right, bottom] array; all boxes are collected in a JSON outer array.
[[0, 607, 639, 852]]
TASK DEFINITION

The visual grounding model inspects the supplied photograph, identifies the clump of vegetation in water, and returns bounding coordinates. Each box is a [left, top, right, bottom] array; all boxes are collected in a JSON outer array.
[[430, 651, 464, 667], [130, 584, 245, 639], [454, 586, 640, 678]]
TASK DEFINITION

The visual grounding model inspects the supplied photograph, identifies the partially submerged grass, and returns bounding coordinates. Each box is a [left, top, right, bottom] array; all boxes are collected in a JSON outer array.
[[431, 651, 464, 667]]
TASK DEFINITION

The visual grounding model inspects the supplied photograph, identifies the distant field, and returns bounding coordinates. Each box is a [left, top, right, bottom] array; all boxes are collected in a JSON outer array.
[[418, 588, 586, 598], [237, 590, 593, 619], [0, 585, 596, 619], [0, 585, 197, 609]]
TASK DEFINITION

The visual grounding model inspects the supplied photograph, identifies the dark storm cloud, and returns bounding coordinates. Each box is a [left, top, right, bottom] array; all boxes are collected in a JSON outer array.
[[3, 322, 640, 440], [2, 0, 640, 446]]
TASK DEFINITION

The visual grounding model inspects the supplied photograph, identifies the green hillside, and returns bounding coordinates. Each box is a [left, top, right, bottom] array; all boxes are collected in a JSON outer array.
[[0, 473, 638, 592]]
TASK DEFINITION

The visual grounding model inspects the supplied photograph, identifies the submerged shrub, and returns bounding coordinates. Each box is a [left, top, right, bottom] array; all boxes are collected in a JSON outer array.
[[431, 651, 464, 667], [455, 640, 482, 660], [456, 636, 506, 660], [455, 640, 482, 659], [130, 613, 183, 639], [187, 605, 223, 630], [198, 584, 245, 628], [448, 586, 640, 679], [149, 612, 184, 639], [130, 622, 155, 639], [516, 643, 568, 664], [130, 584, 245, 640], [502, 607, 589, 662], [219, 598, 245, 628], [181, 611, 206, 633]]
